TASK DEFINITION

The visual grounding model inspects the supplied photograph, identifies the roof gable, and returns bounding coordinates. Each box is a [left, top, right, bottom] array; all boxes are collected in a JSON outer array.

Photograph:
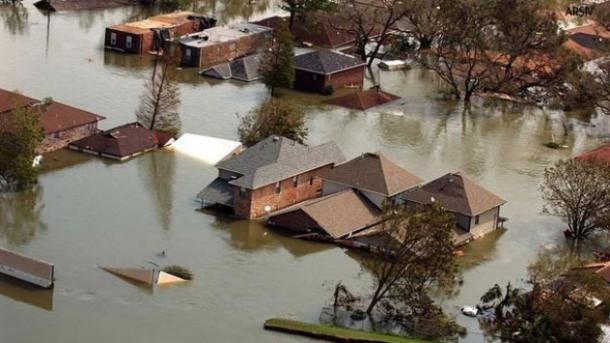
[[216, 136, 345, 189], [323, 152, 423, 196], [403, 172, 506, 216], [325, 89, 400, 110]]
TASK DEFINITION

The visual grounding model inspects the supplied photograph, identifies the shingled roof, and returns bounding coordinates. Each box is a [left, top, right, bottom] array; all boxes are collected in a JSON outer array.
[[216, 136, 345, 189], [0, 89, 37, 114], [403, 172, 506, 216], [269, 189, 382, 239], [576, 143, 610, 162], [294, 50, 365, 75], [323, 152, 423, 196], [201, 54, 262, 82], [69, 122, 163, 160], [40, 101, 105, 134], [325, 89, 400, 110]]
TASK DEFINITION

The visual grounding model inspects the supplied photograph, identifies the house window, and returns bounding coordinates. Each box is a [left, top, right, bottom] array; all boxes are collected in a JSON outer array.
[[292, 176, 298, 187], [125, 36, 133, 49], [275, 182, 281, 194], [110, 32, 117, 45], [239, 187, 246, 197], [309, 177, 314, 185], [475, 215, 480, 225], [185, 48, 192, 60]]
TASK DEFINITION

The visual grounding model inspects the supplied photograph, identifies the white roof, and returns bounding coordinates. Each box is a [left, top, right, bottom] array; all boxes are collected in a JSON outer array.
[[170, 133, 242, 164]]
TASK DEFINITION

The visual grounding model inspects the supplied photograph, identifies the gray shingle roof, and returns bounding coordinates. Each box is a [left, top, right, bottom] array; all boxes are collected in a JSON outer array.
[[294, 50, 365, 75], [216, 136, 345, 189], [197, 177, 235, 206], [200, 54, 261, 82]]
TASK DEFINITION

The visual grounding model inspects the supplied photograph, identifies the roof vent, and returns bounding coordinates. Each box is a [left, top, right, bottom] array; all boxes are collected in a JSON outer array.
[[430, 197, 436, 203], [272, 136, 279, 142]]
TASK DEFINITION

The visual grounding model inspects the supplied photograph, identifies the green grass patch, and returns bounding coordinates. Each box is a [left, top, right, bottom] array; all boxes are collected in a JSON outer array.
[[264, 318, 431, 343]]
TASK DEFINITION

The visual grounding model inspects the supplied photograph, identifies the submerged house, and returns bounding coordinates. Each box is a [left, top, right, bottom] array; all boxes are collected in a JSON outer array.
[[325, 88, 401, 110], [197, 135, 345, 219], [201, 53, 262, 82], [402, 172, 506, 243], [179, 23, 272, 69], [268, 189, 382, 239], [565, 24, 610, 61], [105, 12, 205, 54], [69, 122, 172, 161], [322, 152, 423, 208], [0, 89, 105, 154], [268, 152, 421, 239], [577, 143, 610, 163], [293, 50, 366, 92]]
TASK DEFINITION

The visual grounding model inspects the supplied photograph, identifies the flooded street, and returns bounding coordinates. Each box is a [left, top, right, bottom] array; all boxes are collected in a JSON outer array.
[[1, 1, 609, 342]]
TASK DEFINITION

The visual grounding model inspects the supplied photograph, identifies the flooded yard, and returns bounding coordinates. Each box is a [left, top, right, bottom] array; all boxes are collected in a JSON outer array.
[[0, 1, 609, 342]]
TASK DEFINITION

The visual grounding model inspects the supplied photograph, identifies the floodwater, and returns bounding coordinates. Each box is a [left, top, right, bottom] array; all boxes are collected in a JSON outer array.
[[1, 1, 609, 342]]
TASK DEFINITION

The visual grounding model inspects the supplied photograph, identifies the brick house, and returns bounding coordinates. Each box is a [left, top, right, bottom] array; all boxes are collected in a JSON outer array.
[[293, 50, 366, 93], [197, 136, 345, 219], [105, 12, 205, 54], [402, 172, 506, 243], [0, 89, 104, 154], [178, 23, 272, 69]]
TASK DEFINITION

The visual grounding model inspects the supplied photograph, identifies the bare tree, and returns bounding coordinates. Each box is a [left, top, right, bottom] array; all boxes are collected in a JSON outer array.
[[333, 0, 409, 67], [540, 159, 610, 240], [136, 50, 181, 135]]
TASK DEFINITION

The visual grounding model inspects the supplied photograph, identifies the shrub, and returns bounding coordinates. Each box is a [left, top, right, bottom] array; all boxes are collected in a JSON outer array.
[[320, 86, 334, 96]]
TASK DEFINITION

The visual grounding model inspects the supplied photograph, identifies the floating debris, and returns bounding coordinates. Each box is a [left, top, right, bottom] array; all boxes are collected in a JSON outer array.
[[0, 248, 54, 289]]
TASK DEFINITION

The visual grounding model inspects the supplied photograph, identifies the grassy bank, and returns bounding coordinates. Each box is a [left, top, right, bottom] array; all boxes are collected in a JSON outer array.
[[263, 318, 431, 343]]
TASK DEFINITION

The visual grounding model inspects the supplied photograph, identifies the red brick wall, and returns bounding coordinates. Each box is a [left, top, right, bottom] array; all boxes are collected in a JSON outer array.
[[39, 122, 98, 154], [104, 29, 144, 54], [195, 30, 272, 69], [326, 67, 365, 89], [233, 164, 333, 219], [294, 66, 364, 92]]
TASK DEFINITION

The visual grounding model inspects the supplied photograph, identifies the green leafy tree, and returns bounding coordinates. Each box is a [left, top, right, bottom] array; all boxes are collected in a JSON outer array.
[[238, 98, 307, 146], [259, 21, 294, 97], [136, 50, 181, 135], [540, 159, 610, 240], [0, 101, 44, 191]]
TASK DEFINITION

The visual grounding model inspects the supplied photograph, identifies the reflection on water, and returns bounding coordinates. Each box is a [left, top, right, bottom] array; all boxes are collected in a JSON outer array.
[[0, 2, 28, 35], [0, 186, 47, 247], [0, 274, 53, 311], [138, 150, 177, 231]]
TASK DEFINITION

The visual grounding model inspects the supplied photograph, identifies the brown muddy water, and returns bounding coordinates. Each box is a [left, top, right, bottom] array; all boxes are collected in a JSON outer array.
[[1, 1, 609, 342]]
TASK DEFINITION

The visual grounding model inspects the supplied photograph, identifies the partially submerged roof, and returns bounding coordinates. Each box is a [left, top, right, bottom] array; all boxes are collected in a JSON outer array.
[[565, 24, 610, 60], [403, 172, 506, 216], [34, 0, 133, 11], [197, 177, 235, 206], [0, 89, 38, 113], [325, 89, 400, 110], [216, 136, 345, 189], [179, 23, 271, 48], [270, 189, 382, 239], [69, 122, 161, 159], [170, 133, 242, 164], [201, 54, 262, 82], [323, 152, 423, 196], [294, 50, 365, 75], [40, 101, 105, 134], [576, 143, 610, 162], [110, 11, 196, 34]]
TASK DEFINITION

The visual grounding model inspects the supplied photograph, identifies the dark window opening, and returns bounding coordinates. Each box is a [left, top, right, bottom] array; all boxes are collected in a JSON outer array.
[[275, 182, 281, 194]]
